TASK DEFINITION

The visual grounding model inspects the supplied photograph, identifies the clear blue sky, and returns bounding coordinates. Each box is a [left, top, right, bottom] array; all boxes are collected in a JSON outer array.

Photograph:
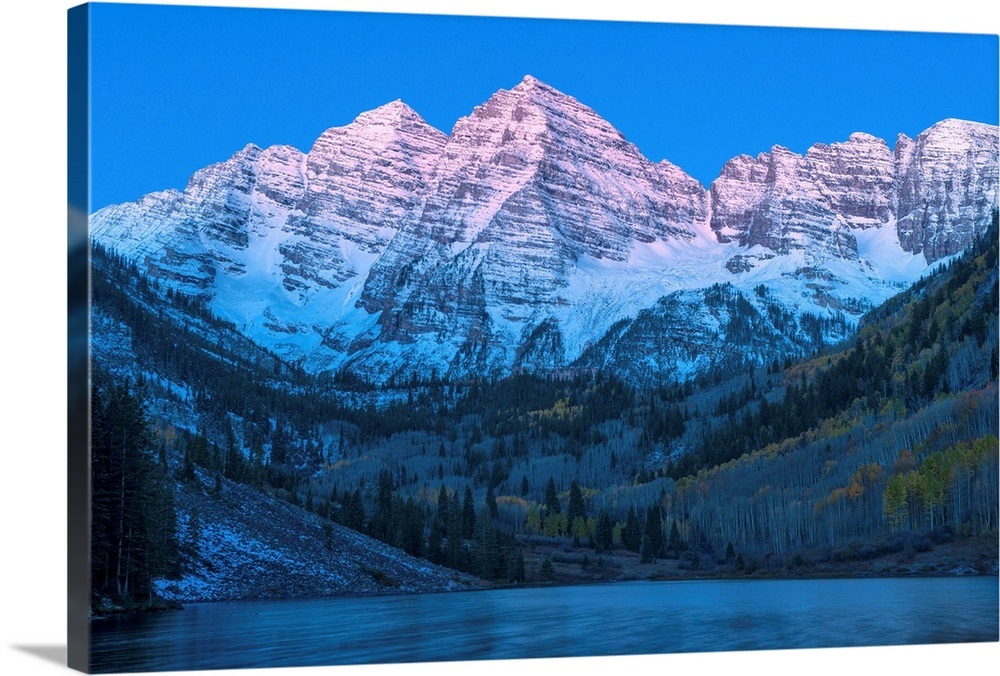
[[87, 3, 998, 211]]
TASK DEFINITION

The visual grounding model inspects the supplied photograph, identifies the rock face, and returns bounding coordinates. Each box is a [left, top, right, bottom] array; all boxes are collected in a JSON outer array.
[[709, 144, 863, 266], [280, 101, 446, 297], [895, 119, 999, 262], [91, 76, 999, 384], [354, 75, 710, 378], [92, 101, 447, 364], [573, 284, 851, 384], [809, 133, 896, 230], [709, 122, 998, 266]]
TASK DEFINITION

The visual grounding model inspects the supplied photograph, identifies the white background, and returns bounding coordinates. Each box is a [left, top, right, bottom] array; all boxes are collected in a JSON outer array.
[[1, 1, 997, 675]]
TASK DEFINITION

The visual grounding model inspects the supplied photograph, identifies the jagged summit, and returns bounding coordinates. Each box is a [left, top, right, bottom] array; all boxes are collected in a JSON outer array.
[[90, 78, 999, 384], [847, 131, 882, 143], [896, 118, 997, 151], [463, 75, 571, 126], [352, 99, 435, 129], [925, 117, 997, 132], [462, 74, 622, 144], [894, 117, 998, 260], [505, 74, 581, 105], [510, 73, 560, 95]]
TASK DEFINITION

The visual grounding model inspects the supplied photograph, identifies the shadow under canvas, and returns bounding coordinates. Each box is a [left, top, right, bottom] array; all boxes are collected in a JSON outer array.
[[13, 645, 68, 667]]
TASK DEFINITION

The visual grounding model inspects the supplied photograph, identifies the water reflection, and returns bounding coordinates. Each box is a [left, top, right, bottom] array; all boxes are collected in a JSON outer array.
[[91, 577, 999, 673]]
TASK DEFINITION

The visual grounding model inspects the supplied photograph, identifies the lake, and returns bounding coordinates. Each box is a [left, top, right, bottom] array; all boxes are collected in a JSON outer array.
[[90, 576, 999, 673]]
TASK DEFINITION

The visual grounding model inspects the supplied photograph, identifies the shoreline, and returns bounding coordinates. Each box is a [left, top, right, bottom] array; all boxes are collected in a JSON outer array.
[[90, 561, 998, 618]]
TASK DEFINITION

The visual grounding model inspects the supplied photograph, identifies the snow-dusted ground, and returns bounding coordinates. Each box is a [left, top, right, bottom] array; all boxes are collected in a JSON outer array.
[[156, 468, 481, 603]]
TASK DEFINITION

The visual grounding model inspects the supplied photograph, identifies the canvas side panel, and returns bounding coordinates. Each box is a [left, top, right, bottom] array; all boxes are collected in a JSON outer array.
[[67, 3, 91, 673]]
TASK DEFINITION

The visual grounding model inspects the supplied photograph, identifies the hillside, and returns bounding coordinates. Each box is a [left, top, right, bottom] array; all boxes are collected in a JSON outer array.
[[155, 466, 480, 604], [658, 215, 998, 563]]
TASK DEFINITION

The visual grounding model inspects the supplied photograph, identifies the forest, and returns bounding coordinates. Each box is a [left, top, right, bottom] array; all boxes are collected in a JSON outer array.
[[89, 214, 999, 608], [90, 371, 180, 610]]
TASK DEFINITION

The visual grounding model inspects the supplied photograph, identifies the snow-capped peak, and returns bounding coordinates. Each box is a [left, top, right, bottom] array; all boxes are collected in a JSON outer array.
[[90, 78, 999, 385]]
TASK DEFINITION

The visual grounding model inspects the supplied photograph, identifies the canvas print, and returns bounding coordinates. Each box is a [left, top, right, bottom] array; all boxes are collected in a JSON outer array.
[[68, 2, 999, 673]]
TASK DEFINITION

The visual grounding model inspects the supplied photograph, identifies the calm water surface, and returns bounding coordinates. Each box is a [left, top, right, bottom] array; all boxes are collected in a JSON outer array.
[[90, 577, 999, 673]]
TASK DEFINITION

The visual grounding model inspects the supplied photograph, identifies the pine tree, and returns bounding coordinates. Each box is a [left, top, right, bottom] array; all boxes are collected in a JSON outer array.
[[544, 476, 561, 514], [368, 470, 395, 540], [435, 485, 451, 535], [595, 510, 614, 553], [462, 487, 476, 539], [624, 506, 642, 553], [399, 498, 425, 557], [539, 556, 556, 582], [486, 485, 498, 520], [641, 504, 664, 561], [344, 488, 366, 532], [91, 373, 179, 608], [567, 480, 586, 524]]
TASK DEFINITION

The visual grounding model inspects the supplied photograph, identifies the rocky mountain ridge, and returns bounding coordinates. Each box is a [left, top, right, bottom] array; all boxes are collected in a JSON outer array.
[[91, 75, 999, 384]]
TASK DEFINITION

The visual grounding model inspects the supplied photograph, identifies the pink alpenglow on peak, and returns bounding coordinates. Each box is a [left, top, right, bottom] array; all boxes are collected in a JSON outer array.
[[90, 78, 999, 383]]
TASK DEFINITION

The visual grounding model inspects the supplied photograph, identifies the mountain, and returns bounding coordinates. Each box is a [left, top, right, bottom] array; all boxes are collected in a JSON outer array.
[[352, 75, 710, 379], [91, 101, 447, 368], [91, 76, 999, 385]]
